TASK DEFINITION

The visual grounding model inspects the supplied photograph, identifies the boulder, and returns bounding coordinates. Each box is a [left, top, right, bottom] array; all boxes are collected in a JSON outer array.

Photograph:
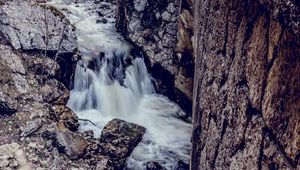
[[42, 130, 88, 160], [100, 119, 146, 168]]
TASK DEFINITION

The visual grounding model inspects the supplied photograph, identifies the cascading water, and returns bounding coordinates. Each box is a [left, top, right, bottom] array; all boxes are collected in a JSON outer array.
[[47, 0, 192, 169]]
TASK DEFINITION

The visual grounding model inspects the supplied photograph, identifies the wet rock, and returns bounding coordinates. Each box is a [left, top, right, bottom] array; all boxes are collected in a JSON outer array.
[[116, 0, 194, 115], [20, 118, 43, 137], [0, 1, 77, 53], [100, 119, 146, 168], [42, 130, 88, 160], [146, 161, 164, 170], [50, 105, 79, 131], [97, 18, 108, 24]]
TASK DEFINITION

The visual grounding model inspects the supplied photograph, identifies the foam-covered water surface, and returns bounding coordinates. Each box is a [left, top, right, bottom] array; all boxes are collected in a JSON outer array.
[[47, 0, 191, 169]]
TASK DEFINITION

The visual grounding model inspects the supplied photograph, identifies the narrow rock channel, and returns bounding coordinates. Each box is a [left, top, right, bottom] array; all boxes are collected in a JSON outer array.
[[47, 0, 192, 169]]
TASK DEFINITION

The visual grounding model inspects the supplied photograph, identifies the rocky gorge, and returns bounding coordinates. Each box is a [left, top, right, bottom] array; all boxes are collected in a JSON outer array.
[[0, 0, 147, 169], [0, 0, 299, 170]]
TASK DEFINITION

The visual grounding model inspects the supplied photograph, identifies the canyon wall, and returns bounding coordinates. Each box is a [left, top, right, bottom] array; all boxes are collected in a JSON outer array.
[[116, 0, 194, 115], [192, 0, 300, 169]]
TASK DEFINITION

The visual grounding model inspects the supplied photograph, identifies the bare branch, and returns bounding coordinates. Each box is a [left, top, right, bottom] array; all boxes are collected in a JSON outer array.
[[78, 118, 97, 127]]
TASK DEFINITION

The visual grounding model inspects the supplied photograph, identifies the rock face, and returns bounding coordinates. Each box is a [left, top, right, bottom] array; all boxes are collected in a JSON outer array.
[[116, 0, 194, 115], [0, 0, 78, 88], [0, 0, 77, 53], [192, 0, 300, 169]]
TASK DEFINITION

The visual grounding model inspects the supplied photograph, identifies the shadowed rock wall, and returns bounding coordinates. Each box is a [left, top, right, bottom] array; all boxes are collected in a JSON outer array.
[[116, 0, 194, 115], [192, 0, 300, 169]]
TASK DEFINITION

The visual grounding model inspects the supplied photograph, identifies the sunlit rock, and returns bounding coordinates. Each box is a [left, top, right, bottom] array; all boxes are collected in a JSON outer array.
[[0, 1, 77, 53]]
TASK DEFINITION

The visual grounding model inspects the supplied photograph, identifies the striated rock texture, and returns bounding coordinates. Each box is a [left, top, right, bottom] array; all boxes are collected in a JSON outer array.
[[192, 0, 300, 169], [0, 0, 78, 88], [116, 0, 194, 115]]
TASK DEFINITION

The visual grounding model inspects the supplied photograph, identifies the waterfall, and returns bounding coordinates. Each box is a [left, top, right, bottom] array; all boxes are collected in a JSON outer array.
[[68, 47, 155, 116], [47, 0, 191, 169]]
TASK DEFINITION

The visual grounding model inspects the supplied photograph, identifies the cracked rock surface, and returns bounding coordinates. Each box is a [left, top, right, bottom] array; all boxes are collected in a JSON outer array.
[[192, 0, 300, 169], [0, 0, 77, 53]]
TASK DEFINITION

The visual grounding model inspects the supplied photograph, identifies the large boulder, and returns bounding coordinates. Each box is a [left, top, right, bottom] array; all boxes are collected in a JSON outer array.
[[100, 118, 146, 168]]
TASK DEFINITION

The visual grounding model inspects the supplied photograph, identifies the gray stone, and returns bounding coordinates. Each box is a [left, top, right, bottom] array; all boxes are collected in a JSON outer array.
[[0, 1, 77, 53], [134, 0, 147, 12], [20, 118, 43, 137], [161, 11, 171, 21], [41, 79, 69, 105], [166, 3, 176, 14], [42, 130, 88, 160]]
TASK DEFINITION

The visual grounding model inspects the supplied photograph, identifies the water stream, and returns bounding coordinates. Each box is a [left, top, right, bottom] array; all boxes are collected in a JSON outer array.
[[47, 0, 192, 169]]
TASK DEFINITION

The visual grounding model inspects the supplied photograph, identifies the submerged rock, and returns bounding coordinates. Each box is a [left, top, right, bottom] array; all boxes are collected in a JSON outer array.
[[100, 118, 146, 168]]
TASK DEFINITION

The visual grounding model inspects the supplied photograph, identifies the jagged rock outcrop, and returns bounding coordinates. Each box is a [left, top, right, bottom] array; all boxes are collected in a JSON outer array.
[[0, 0, 78, 88], [116, 0, 194, 115], [0, 0, 77, 53], [192, 0, 300, 169]]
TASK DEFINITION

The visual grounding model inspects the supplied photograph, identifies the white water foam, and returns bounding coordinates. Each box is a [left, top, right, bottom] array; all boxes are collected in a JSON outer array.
[[47, 0, 191, 169]]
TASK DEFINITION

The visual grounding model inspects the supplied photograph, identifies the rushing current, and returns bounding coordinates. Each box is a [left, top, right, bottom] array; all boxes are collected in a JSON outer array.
[[47, 0, 192, 169]]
